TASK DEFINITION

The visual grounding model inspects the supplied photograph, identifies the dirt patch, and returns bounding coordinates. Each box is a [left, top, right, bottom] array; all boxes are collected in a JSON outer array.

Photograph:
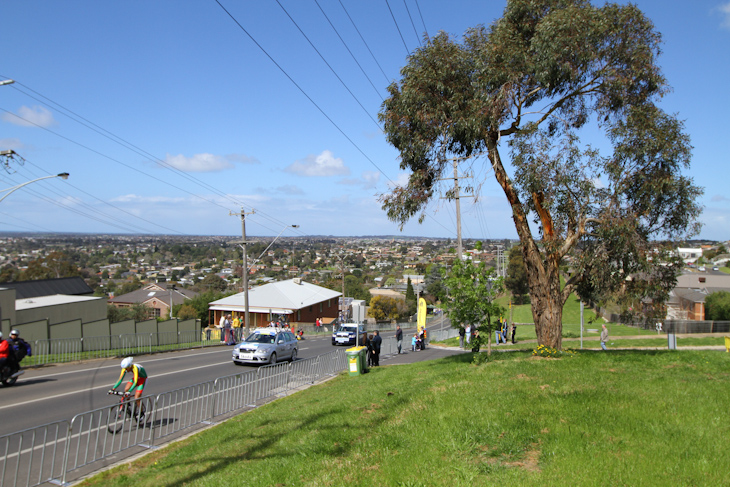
[[505, 447, 541, 472], [515, 373, 532, 379]]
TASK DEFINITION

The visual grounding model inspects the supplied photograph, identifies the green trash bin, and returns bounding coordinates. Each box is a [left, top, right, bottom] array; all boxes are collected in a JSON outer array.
[[346, 347, 365, 376]]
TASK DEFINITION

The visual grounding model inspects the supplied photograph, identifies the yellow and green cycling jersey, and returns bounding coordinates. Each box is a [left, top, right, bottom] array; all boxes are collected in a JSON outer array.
[[113, 363, 147, 392]]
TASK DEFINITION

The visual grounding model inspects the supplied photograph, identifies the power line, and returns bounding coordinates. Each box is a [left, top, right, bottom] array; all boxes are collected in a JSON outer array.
[[384, 0, 410, 54], [313, 0, 384, 101], [402, 0, 422, 47], [337, 0, 391, 84], [273, 0, 381, 129]]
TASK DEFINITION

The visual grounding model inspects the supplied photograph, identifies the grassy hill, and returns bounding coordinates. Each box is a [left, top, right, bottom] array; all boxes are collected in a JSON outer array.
[[79, 350, 730, 487], [496, 292, 601, 325]]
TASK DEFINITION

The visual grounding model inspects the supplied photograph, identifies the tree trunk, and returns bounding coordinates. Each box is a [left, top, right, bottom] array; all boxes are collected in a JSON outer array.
[[488, 136, 566, 349], [524, 250, 564, 349]]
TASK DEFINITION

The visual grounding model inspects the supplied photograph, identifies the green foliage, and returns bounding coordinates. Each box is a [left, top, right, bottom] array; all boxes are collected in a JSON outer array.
[[107, 303, 150, 323], [368, 295, 408, 321], [184, 290, 230, 327], [504, 245, 529, 304], [705, 291, 730, 321], [378, 0, 702, 349], [199, 273, 228, 292], [442, 259, 505, 354]]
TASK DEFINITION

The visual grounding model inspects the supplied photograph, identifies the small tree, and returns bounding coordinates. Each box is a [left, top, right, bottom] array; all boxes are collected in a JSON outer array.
[[442, 260, 505, 356], [706, 291, 730, 321], [504, 245, 530, 304]]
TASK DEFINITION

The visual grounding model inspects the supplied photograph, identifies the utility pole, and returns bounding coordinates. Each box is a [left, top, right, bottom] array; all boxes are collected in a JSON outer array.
[[231, 207, 255, 336], [438, 155, 474, 262]]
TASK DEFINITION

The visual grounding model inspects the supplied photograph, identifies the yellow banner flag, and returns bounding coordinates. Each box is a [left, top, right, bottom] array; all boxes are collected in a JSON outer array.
[[417, 297, 427, 330]]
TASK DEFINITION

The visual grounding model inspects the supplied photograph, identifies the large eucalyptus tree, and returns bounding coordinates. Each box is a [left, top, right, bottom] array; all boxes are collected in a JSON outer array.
[[379, 0, 702, 348]]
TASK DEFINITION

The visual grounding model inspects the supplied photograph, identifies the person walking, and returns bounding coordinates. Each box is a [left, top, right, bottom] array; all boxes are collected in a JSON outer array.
[[371, 330, 382, 366], [600, 324, 609, 351], [395, 325, 403, 354], [511, 323, 516, 344]]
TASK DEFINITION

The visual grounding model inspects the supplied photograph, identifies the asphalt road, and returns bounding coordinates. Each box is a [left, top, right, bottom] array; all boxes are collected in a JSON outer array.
[[0, 321, 461, 437]]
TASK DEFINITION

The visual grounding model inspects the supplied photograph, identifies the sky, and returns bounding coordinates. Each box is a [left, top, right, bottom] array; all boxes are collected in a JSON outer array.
[[0, 0, 728, 241]]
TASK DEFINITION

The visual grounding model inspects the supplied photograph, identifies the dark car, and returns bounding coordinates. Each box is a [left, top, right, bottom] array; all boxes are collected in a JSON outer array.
[[331, 323, 366, 346]]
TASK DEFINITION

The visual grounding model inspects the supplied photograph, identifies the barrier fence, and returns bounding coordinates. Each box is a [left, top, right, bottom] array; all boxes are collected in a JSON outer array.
[[1, 349, 347, 487]]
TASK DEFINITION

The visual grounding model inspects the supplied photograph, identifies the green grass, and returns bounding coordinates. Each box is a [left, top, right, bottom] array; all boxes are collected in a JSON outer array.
[[78, 350, 730, 487], [496, 293, 601, 325]]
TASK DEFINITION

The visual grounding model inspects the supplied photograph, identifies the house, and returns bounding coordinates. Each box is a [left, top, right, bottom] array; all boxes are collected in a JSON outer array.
[[665, 271, 730, 320], [208, 278, 341, 328], [108, 283, 198, 318], [677, 248, 703, 264]]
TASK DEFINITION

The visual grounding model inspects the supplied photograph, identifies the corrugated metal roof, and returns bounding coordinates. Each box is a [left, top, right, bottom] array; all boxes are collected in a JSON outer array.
[[209, 278, 340, 311], [0, 277, 93, 299], [15, 294, 103, 310]]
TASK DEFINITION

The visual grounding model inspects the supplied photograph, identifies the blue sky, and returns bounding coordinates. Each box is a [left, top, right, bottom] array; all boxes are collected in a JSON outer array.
[[0, 0, 728, 241]]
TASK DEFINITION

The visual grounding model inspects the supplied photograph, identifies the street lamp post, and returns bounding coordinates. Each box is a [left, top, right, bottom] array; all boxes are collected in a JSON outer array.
[[0, 172, 70, 204]]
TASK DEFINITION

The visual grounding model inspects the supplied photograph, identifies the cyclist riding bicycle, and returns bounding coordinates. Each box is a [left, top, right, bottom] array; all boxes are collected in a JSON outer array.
[[109, 357, 148, 421]]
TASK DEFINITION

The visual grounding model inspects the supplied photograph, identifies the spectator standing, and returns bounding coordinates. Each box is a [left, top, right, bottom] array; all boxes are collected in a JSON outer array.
[[465, 324, 472, 345], [395, 325, 403, 354], [459, 327, 466, 349], [218, 314, 226, 342], [600, 324, 609, 351], [412, 333, 418, 352], [511, 323, 516, 344], [364, 334, 373, 367], [371, 330, 382, 366]]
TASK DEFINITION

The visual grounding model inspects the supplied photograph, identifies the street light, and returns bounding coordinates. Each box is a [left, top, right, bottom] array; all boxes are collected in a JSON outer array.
[[247, 224, 299, 272], [0, 172, 70, 203], [237, 223, 298, 336]]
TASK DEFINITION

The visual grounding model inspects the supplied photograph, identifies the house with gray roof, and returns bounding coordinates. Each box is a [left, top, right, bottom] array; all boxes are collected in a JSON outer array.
[[108, 283, 198, 319], [208, 278, 341, 328]]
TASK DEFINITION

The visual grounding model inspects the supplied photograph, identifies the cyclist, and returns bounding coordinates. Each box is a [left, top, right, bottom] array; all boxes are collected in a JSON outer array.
[[110, 357, 148, 421]]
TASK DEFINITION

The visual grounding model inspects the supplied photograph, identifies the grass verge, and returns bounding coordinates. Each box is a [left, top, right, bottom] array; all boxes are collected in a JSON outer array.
[[78, 350, 730, 487]]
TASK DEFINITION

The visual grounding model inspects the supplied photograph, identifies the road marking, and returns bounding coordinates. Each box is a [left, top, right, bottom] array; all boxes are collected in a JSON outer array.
[[0, 360, 231, 411], [23, 348, 232, 381]]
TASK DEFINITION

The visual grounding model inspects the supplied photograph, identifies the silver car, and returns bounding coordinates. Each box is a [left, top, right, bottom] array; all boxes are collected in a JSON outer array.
[[232, 329, 298, 365]]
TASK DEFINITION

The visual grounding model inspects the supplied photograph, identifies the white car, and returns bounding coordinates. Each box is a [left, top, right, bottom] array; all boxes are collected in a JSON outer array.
[[232, 329, 298, 365]]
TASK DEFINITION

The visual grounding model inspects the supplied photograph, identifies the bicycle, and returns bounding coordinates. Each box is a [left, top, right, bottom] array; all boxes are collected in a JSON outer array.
[[107, 390, 147, 433]]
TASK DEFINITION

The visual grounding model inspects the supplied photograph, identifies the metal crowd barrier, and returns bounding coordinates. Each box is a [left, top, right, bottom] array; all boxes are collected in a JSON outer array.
[[1, 348, 347, 487]]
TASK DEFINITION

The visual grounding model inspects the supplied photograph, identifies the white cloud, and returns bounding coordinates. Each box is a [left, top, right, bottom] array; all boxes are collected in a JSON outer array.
[[226, 153, 260, 165], [718, 2, 730, 28], [711, 194, 730, 203], [284, 150, 350, 177], [163, 153, 233, 172], [387, 172, 411, 189], [1, 106, 56, 127], [0, 138, 24, 151], [337, 170, 381, 189], [110, 194, 187, 204]]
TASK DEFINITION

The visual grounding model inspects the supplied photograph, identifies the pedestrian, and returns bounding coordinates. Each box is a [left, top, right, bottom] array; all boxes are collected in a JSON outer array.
[[511, 323, 516, 344], [365, 334, 373, 366], [419, 327, 425, 350], [371, 330, 382, 366], [600, 324, 609, 351], [224, 314, 234, 345], [412, 333, 418, 352], [395, 325, 403, 354], [465, 324, 471, 345], [218, 314, 226, 342], [459, 327, 465, 349]]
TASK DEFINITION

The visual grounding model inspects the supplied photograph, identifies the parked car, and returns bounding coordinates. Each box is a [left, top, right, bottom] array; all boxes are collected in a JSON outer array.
[[331, 323, 366, 346], [699, 266, 706, 271], [232, 329, 298, 365], [712, 266, 719, 271]]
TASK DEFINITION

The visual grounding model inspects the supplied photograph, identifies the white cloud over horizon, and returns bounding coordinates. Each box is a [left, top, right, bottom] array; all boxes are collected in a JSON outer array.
[[284, 150, 350, 177], [2, 105, 56, 127], [163, 153, 234, 172]]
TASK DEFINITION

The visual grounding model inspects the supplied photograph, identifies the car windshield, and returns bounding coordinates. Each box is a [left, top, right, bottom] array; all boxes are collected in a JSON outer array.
[[337, 326, 357, 333], [246, 333, 275, 344]]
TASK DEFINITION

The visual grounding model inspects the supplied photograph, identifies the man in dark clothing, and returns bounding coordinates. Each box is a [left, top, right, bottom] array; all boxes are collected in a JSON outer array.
[[459, 327, 466, 348], [371, 330, 382, 366], [395, 325, 403, 354]]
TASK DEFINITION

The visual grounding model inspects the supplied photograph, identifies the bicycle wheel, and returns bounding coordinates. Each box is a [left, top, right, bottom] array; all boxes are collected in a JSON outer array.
[[107, 405, 126, 433]]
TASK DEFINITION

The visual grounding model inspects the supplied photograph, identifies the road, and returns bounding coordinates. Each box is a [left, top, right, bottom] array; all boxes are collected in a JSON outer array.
[[0, 321, 457, 437], [0, 332, 340, 437]]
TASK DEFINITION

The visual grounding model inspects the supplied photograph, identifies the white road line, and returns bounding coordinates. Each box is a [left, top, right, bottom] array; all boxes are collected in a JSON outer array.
[[24, 348, 231, 381], [0, 360, 231, 411]]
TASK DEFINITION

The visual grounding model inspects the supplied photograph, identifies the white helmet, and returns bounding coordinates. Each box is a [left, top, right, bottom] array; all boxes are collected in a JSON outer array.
[[0, 332, 3, 339], [10, 329, 18, 336], [121, 357, 134, 369]]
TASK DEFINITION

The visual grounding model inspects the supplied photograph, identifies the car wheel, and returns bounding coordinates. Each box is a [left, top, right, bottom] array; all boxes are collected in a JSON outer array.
[[290, 349, 297, 362], [269, 353, 277, 365]]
